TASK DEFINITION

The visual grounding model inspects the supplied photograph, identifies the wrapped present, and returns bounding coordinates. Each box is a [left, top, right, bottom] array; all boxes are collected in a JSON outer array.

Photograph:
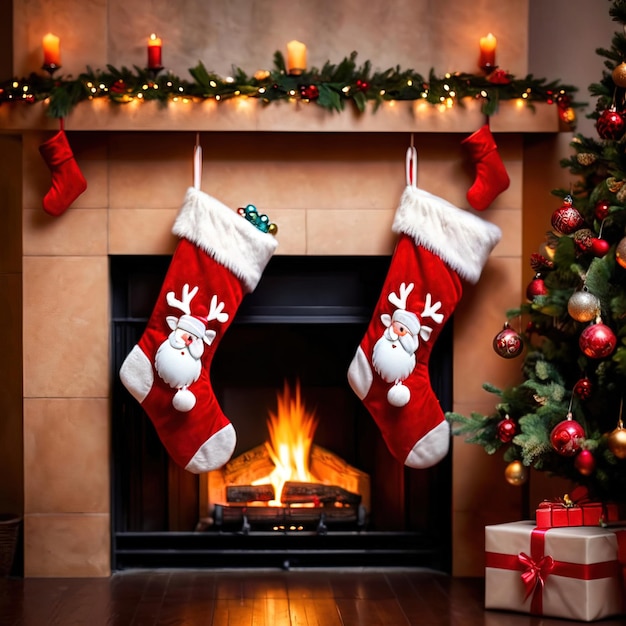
[[535, 488, 623, 529], [485, 521, 626, 621]]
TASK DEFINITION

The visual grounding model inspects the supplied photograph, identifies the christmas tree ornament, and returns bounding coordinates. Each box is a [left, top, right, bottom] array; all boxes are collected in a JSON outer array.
[[612, 62, 626, 87], [615, 237, 626, 268], [573, 228, 595, 253], [530, 252, 554, 272], [590, 237, 610, 257], [607, 402, 626, 459], [574, 449, 596, 475], [579, 320, 617, 359], [596, 105, 626, 140], [526, 274, 548, 300], [607, 424, 626, 459], [492, 322, 523, 358], [496, 416, 517, 442], [607, 177, 623, 193], [550, 412, 585, 456], [347, 149, 501, 468], [594, 199, 610, 221], [39, 127, 88, 216], [504, 460, 528, 486], [550, 196, 585, 234], [120, 186, 278, 473], [573, 376, 593, 400], [461, 124, 510, 211], [576, 152, 597, 166], [567, 288, 600, 322]]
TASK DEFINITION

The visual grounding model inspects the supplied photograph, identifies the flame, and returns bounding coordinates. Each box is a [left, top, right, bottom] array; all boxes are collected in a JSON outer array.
[[253, 381, 318, 505]]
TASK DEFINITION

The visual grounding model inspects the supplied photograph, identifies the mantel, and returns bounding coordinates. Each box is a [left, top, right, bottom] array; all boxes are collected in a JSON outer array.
[[0, 98, 562, 134]]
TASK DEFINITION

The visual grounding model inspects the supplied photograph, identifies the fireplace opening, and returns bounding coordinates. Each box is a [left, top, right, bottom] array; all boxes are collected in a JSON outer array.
[[111, 254, 453, 570]]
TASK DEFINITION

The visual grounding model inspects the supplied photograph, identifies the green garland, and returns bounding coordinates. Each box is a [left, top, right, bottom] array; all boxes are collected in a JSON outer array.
[[0, 50, 581, 120]]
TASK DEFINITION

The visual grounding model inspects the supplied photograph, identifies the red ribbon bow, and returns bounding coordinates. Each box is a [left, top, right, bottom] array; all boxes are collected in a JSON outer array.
[[518, 551, 555, 599]]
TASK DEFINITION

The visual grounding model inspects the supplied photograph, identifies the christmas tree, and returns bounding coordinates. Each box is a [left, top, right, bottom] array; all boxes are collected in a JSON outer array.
[[447, 0, 626, 504]]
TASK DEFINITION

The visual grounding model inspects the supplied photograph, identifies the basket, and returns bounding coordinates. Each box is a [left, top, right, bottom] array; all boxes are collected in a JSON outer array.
[[0, 514, 21, 576]]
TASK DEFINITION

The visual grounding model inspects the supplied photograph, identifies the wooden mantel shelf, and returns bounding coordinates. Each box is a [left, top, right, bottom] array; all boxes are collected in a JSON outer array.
[[0, 97, 562, 133]]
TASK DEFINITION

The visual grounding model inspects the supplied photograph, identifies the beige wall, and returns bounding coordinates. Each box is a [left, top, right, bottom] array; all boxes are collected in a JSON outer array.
[[2, 0, 608, 578]]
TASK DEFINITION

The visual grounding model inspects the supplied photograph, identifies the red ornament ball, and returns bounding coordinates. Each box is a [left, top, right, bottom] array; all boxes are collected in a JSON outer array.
[[493, 324, 523, 359], [550, 417, 585, 456], [526, 276, 548, 300], [496, 417, 517, 443], [591, 238, 610, 258], [573, 377, 593, 400], [551, 202, 585, 234], [596, 107, 626, 140], [300, 84, 319, 100], [579, 322, 617, 359], [594, 200, 610, 221], [574, 449, 596, 476]]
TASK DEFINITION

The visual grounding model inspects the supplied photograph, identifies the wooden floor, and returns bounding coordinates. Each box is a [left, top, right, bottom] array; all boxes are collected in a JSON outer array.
[[1, 568, 624, 626]]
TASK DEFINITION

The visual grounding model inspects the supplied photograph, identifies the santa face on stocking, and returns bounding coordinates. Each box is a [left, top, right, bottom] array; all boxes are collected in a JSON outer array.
[[371, 281, 444, 407], [154, 283, 229, 412]]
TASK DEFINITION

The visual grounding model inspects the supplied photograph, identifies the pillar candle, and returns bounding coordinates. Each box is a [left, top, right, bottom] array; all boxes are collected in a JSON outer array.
[[479, 33, 497, 69], [42, 33, 61, 67], [286, 40, 307, 75], [148, 33, 163, 69]]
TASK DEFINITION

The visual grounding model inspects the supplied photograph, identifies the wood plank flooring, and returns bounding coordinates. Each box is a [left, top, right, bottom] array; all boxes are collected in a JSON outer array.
[[1, 568, 624, 625]]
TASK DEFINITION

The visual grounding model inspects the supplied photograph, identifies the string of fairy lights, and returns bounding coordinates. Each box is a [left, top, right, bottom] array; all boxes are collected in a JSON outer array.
[[0, 48, 580, 123]]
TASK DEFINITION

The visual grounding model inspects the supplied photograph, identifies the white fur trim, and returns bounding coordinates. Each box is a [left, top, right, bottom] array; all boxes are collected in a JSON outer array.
[[404, 420, 450, 468], [172, 187, 278, 293], [120, 345, 154, 403], [392, 186, 501, 284], [347, 347, 373, 400], [185, 423, 237, 473]]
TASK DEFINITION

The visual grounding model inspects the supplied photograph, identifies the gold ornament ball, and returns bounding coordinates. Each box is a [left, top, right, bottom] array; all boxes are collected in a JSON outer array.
[[616, 238, 626, 269], [607, 426, 626, 459], [504, 460, 528, 486], [567, 290, 600, 322], [613, 62, 626, 88]]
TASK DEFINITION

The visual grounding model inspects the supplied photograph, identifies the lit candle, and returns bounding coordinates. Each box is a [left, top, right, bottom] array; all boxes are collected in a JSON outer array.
[[42, 33, 61, 68], [147, 33, 163, 70], [479, 33, 497, 70], [286, 40, 307, 75]]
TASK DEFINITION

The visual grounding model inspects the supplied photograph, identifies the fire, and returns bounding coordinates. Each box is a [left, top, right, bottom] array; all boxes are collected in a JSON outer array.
[[253, 381, 319, 505]]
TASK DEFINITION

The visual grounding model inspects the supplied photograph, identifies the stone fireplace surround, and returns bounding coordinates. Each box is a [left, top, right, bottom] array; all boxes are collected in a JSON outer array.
[[0, 87, 571, 577]]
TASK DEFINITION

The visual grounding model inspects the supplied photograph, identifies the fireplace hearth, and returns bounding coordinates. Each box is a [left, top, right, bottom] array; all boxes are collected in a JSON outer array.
[[111, 254, 453, 570]]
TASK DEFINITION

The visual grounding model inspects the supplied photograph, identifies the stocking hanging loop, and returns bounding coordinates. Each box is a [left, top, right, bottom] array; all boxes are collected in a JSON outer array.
[[406, 145, 418, 188], [193, 133, 202, 190]]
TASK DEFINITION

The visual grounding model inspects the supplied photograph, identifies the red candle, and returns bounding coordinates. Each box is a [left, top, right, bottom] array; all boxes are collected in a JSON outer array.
[[147, 33, 162, 69], [42, 33, 61, 67], [479, 33, 497, 69]]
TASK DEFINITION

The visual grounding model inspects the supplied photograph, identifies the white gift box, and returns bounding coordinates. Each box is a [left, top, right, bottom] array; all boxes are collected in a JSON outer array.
[[485, 520, 625, 622]]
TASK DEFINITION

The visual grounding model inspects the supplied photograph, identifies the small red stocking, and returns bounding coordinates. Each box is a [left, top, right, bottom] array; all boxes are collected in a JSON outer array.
[[120, 187, 277, 473], [462, 124, 510, 211], [39, 129, 87, 216], [348, 160, 501, 468]]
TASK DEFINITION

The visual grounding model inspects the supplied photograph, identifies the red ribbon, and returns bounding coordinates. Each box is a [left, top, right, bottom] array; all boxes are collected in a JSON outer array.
[[485, 526, 622, 615], [517, 552, 554, 600]]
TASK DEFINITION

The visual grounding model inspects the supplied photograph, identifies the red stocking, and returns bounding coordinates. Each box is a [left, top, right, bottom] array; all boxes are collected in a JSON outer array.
[[462, 124, 510, 211], [120, 187, 277, 473], [39, 129, 87, 216], [348, 174, 501, 468]]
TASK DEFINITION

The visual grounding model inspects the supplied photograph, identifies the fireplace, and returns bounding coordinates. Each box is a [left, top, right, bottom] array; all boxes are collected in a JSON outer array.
[[111, 253, 453, 570]]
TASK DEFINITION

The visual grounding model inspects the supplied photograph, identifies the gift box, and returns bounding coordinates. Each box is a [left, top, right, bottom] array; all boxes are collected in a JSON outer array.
[[485, 521, 626, 622], [536, 496, 622, 529]]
